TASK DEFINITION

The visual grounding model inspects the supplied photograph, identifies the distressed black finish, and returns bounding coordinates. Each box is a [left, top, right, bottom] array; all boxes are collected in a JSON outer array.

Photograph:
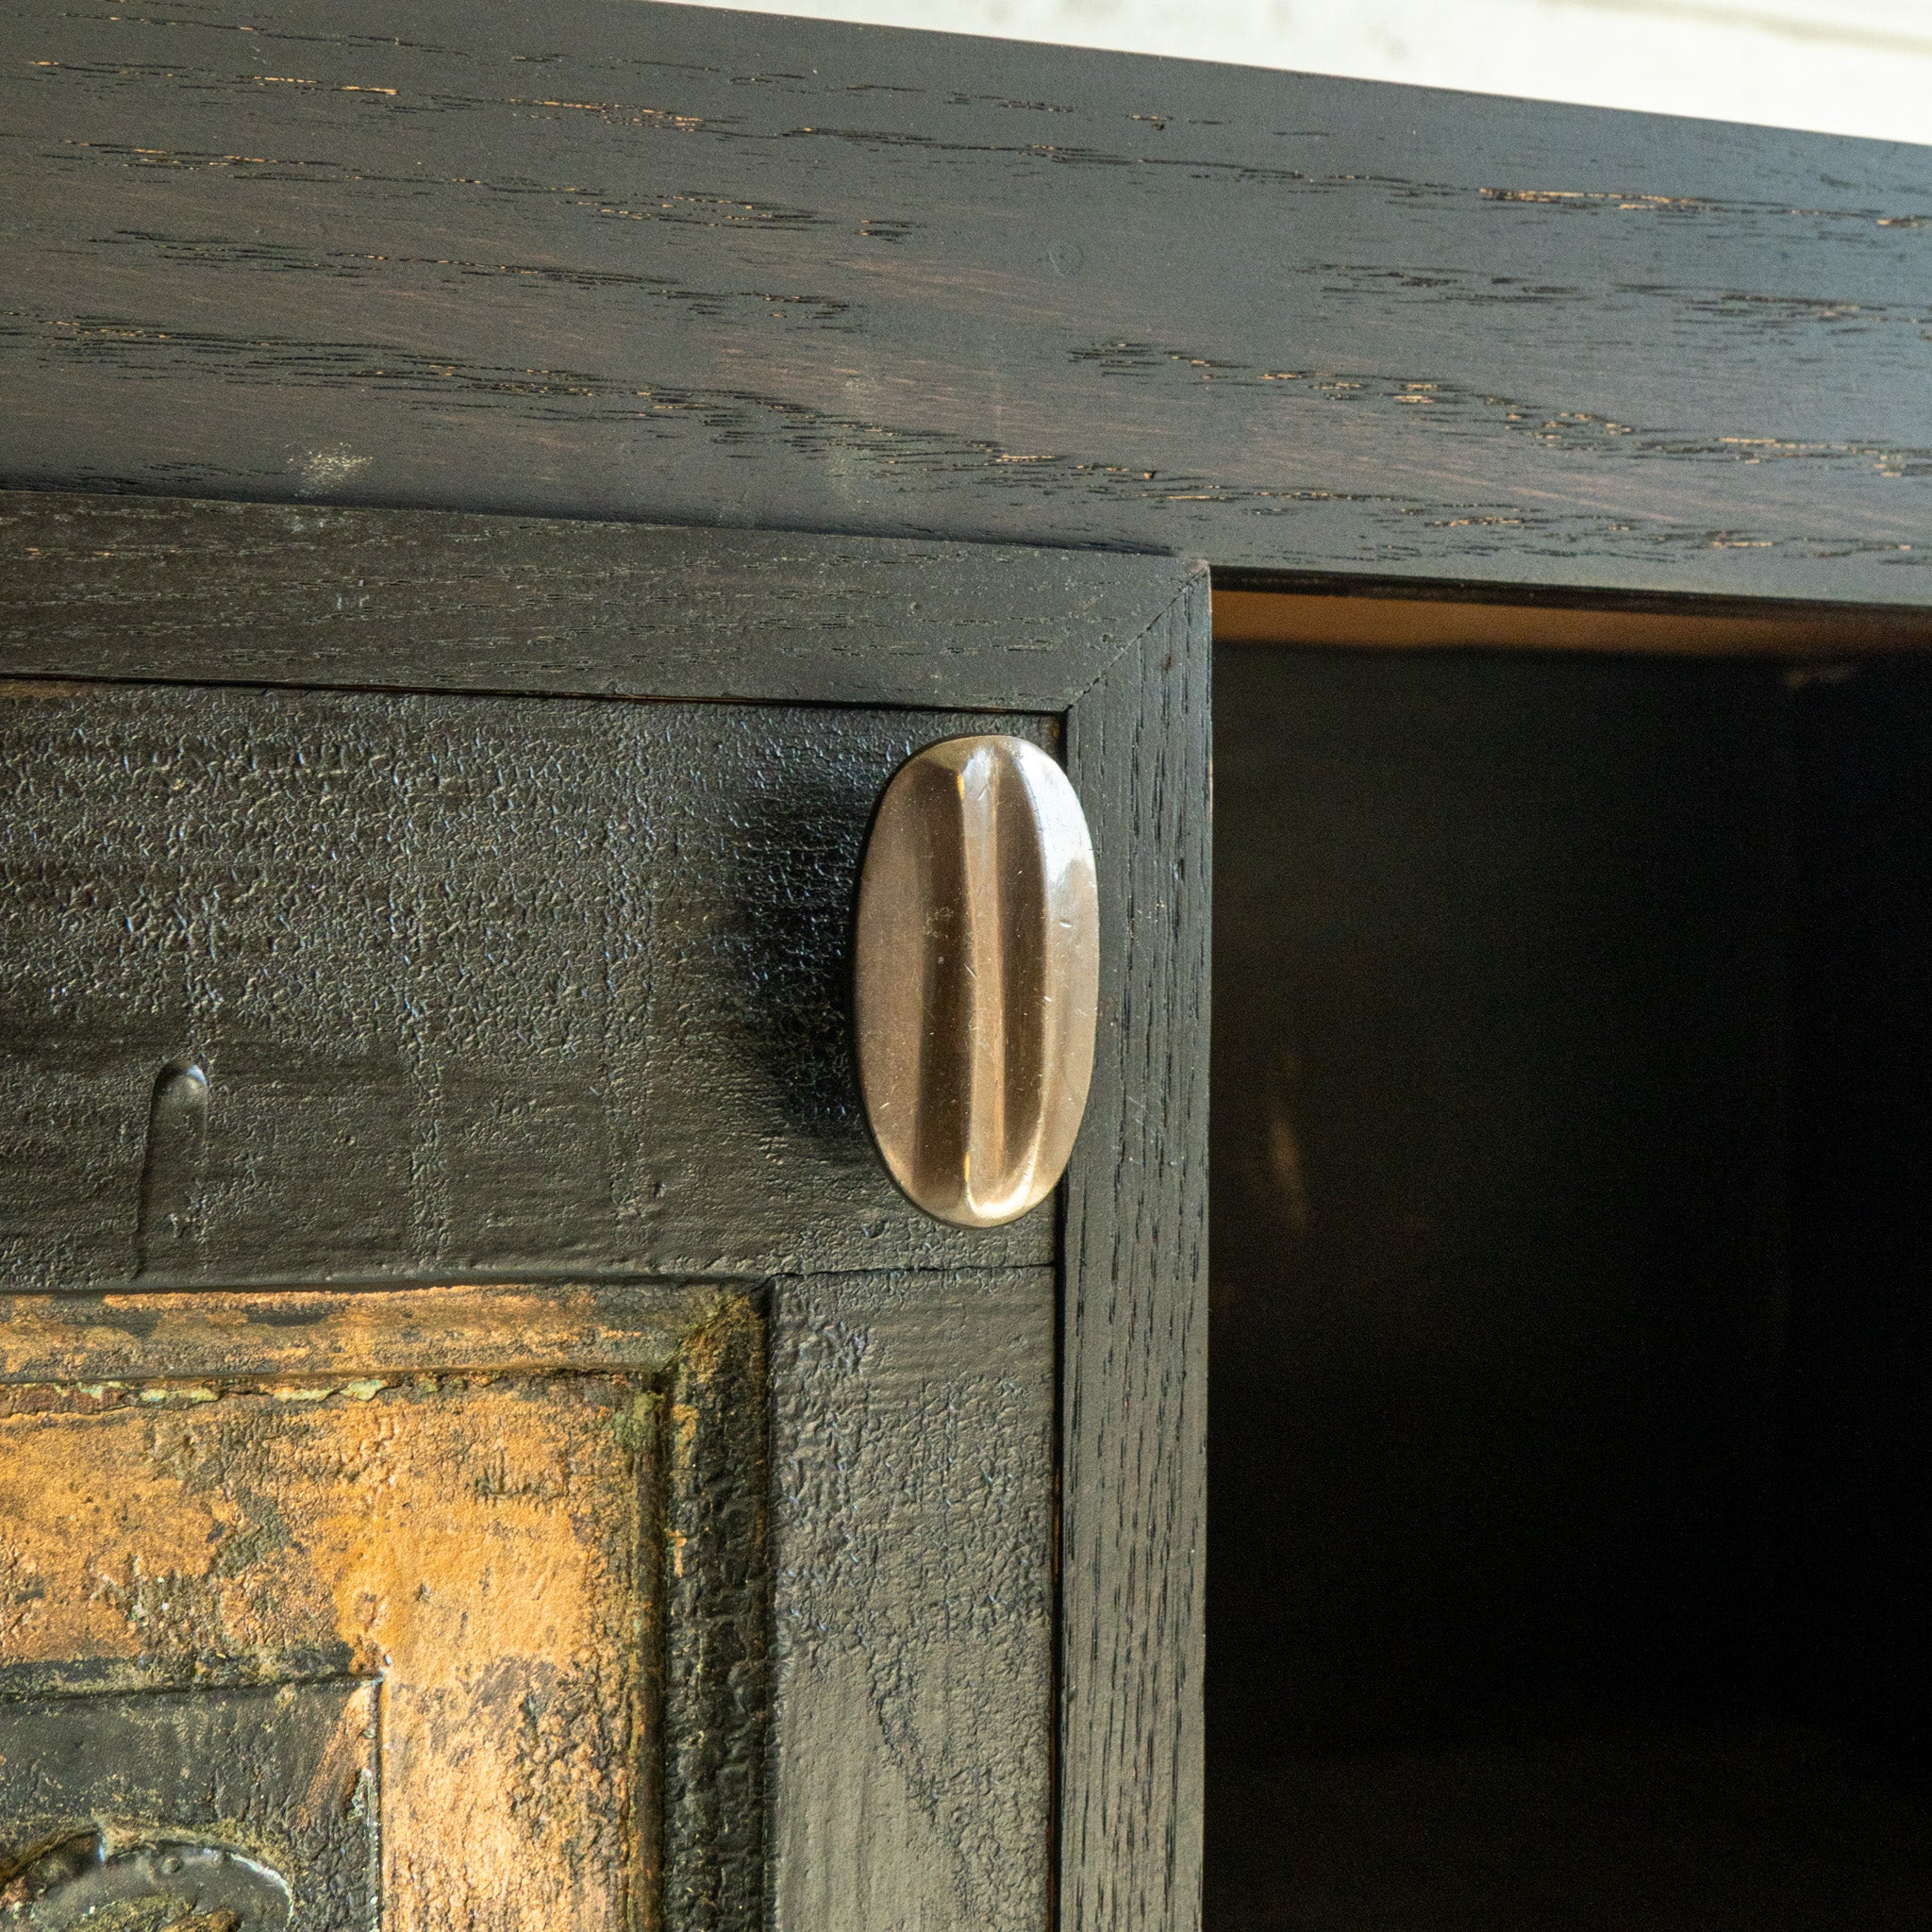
[[3, 1, 1931, 604], [769, 1266, 1057, 1932], [0, 491, 1174, 709], [663, 1291, 770, 1932], [8, 1832, 298, 1930], [135, 1062, 209, 1275], [0, 676, 1058, 1280], [0, 1683, 378, 1931], [0, 491, 1208, 1932]]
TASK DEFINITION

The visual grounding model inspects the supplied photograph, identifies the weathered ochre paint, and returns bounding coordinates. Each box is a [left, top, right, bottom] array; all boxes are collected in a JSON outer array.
[[0, 1280, 696, 1386], [0, 1285, 733, 1931], [2, 1378, 651, 1930]]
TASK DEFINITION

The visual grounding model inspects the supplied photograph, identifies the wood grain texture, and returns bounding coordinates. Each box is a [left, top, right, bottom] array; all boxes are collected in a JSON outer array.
[[0, 675, 1058, 1280], [1061, 575, 1211, 1932], [767, 1265, 1056, 1932], [0, 491, 1191, 709], [3, 1, 1931, 602]]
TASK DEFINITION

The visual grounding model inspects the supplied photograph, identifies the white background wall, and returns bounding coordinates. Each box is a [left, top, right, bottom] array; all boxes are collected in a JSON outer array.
[[665, 0, 1932, 145]]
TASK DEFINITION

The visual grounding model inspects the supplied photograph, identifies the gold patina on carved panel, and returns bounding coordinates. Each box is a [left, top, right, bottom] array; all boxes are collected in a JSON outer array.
[[0, 1282, 769, 1932]]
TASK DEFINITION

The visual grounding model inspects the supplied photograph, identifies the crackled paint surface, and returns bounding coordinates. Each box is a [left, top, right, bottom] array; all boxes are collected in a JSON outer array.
[[0, 498, 1200, 1932], [2, 1374, 653, 1931], [0, 676, 1057, 1288], [0, 1281, 777, 1932]]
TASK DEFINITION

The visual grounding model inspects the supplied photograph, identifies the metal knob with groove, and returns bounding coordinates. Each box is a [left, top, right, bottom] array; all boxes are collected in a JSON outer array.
[[855, 734, 1099, 1228]]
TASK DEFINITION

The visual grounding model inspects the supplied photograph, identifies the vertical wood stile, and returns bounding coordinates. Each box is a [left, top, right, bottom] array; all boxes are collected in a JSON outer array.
[[1061, 571, 1211, 1932]]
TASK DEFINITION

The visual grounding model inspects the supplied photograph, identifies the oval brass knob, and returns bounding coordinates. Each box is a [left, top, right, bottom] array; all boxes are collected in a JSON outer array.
[[855, 734, 1100, 1228]]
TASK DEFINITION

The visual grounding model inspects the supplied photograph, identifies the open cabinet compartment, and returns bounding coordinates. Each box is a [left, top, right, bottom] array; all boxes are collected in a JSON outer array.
[[1208, 617, 1932, 1929]]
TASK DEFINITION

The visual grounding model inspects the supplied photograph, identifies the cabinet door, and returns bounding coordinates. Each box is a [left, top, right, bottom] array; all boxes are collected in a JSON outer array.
[[0, 491, 1209, 1932]]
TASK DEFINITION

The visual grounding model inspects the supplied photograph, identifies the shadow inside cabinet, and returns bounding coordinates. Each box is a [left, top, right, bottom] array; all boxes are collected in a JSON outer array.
[[1207, 634, 1932, 1930]]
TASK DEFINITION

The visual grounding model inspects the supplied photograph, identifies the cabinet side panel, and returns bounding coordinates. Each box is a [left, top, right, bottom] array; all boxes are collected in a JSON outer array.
[[767, 1266, 1056, 1932]]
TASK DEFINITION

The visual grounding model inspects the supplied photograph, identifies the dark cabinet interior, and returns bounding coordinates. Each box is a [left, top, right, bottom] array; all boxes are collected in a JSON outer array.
[[1208, 630, 1932, 1927]]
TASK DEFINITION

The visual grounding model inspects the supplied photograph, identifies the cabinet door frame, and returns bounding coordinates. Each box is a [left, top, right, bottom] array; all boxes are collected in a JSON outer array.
[[0, 487, 1210, 1932]]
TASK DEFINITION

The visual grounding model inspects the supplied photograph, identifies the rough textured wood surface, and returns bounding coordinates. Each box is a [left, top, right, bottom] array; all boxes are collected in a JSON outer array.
[[0, 1279, 701, 1382], [0, 491, 1190, 709], [0, 675, 1056, 1280], [1062, 575, 1210, 1932], [0, 502, 1208, 1932], [0, 1281, 768, 1932], [0, 1682, 379, 1930], [768, 1265, 1055, 1932], [3, 0, 1930, 603], [663, 1288, 770, 1932]]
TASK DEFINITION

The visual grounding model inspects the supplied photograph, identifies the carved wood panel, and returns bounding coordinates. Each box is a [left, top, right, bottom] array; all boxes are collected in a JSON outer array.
[[0, 1282, 767, 1932]]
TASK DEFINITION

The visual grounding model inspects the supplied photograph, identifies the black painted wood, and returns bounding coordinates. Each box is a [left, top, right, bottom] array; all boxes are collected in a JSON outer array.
[[1063, 575, 1210, 1932], [768, 1264, 1057, 1932], [0, 489, 1209, 1932], [0, 1682, 379, 1929], [664, 1289, 771, 1932], [4, 1, 1930, 604], [0, 675, 1057, 1278], [0, 491, 1184, 709]]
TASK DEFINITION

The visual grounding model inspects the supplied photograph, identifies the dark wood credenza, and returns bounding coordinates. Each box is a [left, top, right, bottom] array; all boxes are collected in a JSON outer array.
[[4, 5, 1932, 1928]]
